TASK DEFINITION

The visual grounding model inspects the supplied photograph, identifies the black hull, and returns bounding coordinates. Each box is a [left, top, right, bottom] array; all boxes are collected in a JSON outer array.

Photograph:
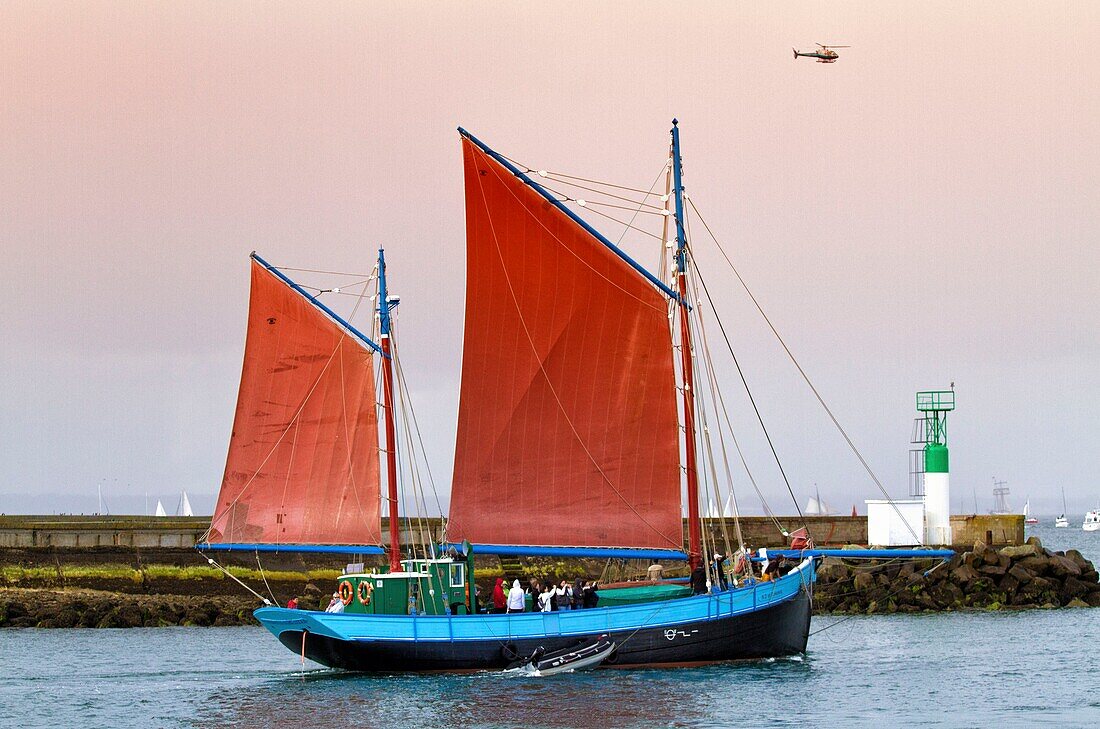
[[278, 588, 812, 672]]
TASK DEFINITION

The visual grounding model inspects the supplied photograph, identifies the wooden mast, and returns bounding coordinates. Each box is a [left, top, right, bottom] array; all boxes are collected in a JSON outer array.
[[378, 247, 402, 572], [671, 119, 703, 571]]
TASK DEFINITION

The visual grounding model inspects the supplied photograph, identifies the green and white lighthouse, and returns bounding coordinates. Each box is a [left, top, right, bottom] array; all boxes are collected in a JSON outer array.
[[917, 390, 955, 545]]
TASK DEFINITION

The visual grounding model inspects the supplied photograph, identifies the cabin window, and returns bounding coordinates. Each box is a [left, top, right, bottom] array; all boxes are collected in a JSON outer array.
[[420, 563, 429, 573], [449, 563, 465, 588]]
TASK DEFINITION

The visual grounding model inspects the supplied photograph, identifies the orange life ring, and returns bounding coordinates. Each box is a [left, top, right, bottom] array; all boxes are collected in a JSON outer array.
[[338, 580, 354, 605], [357, 580, 374, 606]]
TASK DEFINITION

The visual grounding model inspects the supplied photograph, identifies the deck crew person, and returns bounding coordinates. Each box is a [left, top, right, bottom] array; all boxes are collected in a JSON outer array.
[[325, 592, 345, 613], [713, 552, 729, 591], [491, 578, 507, 613], [538, 584, 553, 612], [506, 579, 525, 613]]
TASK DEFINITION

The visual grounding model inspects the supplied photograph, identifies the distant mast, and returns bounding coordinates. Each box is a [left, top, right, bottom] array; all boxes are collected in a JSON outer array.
[[378, 248, 402, 573], [671, 120, 703, 570]]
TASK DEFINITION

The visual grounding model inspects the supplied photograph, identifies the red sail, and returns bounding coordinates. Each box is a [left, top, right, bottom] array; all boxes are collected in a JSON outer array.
[[208, 259, 381, 546], [447, 138, 683, 550]]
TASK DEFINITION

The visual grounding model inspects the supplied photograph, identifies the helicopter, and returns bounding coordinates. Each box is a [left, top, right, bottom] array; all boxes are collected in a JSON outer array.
[[793, 43, 850, 63]]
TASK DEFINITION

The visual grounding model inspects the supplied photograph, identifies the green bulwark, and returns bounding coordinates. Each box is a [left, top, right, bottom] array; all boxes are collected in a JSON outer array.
[[598, 583, 692, 607]]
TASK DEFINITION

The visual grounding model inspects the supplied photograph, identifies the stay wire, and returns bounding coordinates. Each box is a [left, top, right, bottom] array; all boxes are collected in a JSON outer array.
[[539, 176, 666, 211], [256, 551, 279, 606], [688, 248, 809, 533], [497, 152, 659, 196], [687, 198, 921, 544], [686, 264, 744, 555]]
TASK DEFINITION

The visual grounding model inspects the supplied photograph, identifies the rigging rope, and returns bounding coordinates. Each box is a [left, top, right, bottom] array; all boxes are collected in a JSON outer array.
[[614, 162, 669, 250], [686, 264, 745, 555], [687, 248, 809, 534], [256, 551, 279, 606], [687, 198, 922, 544], [275, 266, 375, 278], [540, 176, 666, 211], [202, 555, 272, 606], [497, 151, 662, 197]]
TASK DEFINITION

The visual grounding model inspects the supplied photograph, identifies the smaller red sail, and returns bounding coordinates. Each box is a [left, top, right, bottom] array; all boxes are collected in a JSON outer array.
[[208, 259, 382, 546]]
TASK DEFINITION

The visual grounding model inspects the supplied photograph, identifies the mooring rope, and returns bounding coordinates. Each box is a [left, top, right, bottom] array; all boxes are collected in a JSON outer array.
[[203, 555, 272, 606]]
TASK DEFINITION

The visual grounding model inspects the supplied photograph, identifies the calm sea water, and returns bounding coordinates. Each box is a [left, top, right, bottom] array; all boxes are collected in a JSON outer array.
[[1, 524, 1097, 728]]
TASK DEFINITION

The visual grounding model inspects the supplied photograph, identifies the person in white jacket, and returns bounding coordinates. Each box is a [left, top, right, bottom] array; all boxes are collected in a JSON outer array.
[[506, 579, 525, 613]]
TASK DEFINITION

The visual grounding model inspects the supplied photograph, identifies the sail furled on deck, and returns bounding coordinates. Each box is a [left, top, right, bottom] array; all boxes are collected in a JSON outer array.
[[446, 136, 683, 551], [208, 259, 382, 546]]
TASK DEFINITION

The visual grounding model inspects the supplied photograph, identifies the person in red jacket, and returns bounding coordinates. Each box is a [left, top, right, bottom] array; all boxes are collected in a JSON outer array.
[[491, 577, 507, 613]]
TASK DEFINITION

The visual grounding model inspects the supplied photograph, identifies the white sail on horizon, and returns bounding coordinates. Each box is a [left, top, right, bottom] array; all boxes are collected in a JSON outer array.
[[154, 500, 167, 517], [180, 491, 194, 517], [804, 490, 837, 516]]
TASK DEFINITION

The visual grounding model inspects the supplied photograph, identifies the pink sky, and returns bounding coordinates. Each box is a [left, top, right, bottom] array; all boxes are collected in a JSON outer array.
[[1, 2, 1097, 515]]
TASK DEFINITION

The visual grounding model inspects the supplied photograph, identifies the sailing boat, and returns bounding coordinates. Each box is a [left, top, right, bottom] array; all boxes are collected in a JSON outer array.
[[197, 122, 829, 671], [1055, 488, 1068, 528], [177, 491, 194, 517], [154, 500, 167, 518], [1024, 499, 1038, 526], [804, 485, 836, 516]]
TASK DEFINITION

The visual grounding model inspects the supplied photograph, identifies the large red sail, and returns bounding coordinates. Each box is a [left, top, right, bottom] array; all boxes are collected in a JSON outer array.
[[208, 259, 382, 546], [447, 138, 683, 550]]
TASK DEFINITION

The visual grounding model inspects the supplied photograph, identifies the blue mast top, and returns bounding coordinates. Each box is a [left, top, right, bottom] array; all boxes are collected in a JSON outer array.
[[458, 127, 683, 305], [670, 119, 689, 277], [377, 247, 393, 337], [251, 252, 385, 357]]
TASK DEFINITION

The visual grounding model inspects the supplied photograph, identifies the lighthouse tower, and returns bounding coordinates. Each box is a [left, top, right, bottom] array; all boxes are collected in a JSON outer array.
[[917, 390, 955, 545]]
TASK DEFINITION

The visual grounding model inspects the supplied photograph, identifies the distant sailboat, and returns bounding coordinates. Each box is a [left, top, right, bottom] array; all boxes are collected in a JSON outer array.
[[1055, 488, 1069, 528], [1024, 498, 1038, 526], [154, 501, 167, 517], [177, 491, 194, 517], [804, 485, 837, 516]]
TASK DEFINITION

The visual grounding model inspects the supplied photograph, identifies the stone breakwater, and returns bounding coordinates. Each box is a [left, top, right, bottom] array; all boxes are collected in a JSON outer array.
[[2, 537, 1096, 628], [0, 588, 261, 628], [815, 537, 1100, 613], [0, 584, 341, 628]]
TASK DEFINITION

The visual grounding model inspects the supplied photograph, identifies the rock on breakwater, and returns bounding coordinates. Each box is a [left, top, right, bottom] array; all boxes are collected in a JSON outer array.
[[814, 536, 1100, 614]]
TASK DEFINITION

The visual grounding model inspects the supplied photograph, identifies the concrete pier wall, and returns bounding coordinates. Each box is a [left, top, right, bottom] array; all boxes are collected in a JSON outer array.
[[0, 513, 1024, 550]]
